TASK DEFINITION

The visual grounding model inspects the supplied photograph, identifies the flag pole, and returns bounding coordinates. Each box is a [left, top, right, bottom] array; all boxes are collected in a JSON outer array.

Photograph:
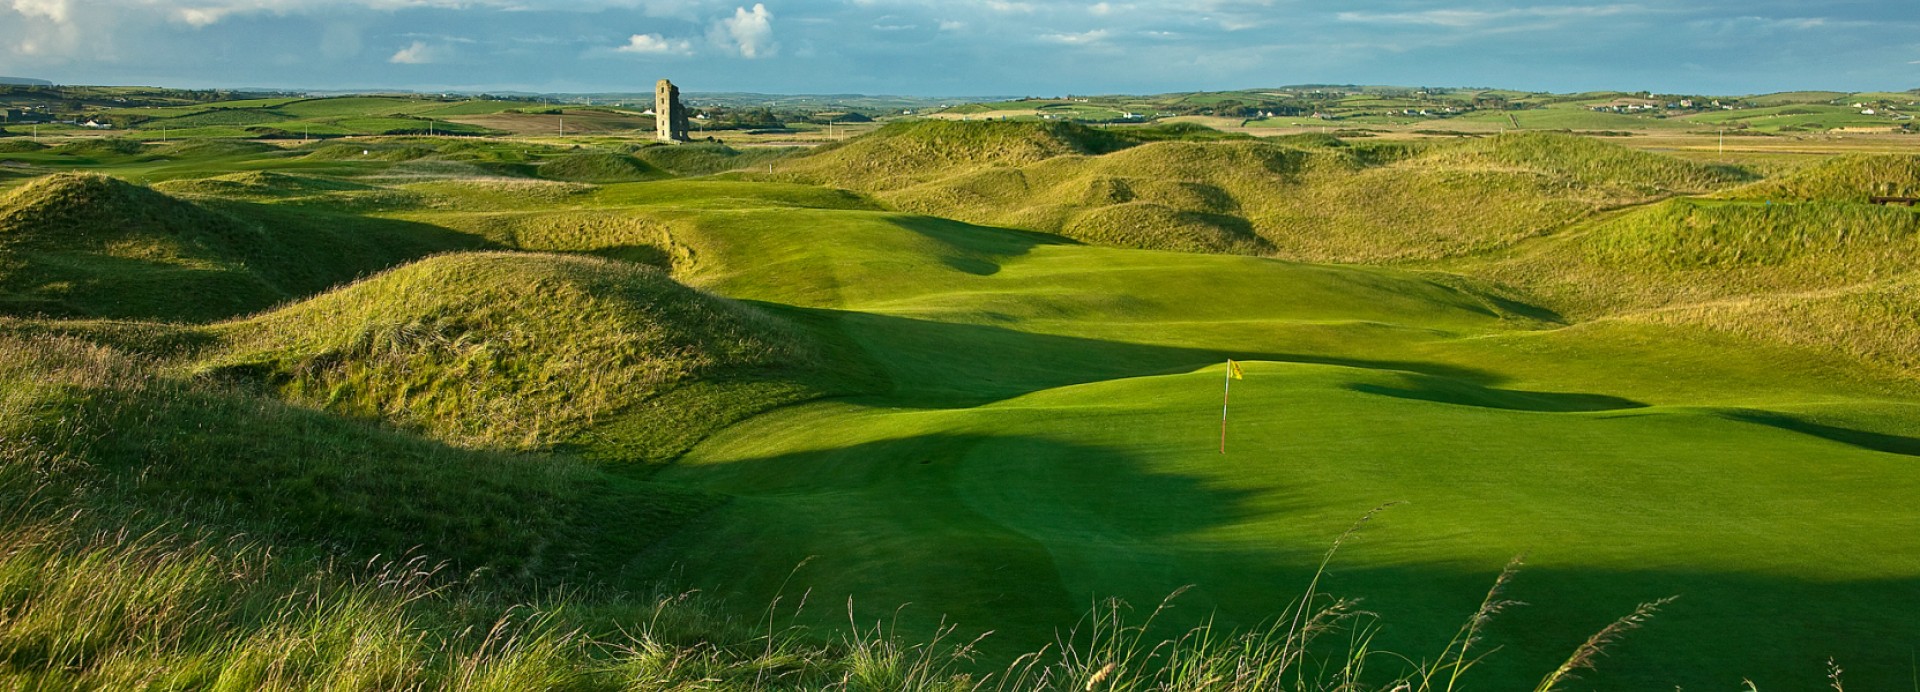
[[1220, 364, 1232, 454]]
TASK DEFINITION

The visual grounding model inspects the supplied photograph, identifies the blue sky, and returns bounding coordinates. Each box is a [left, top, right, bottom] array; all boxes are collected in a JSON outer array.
[[2, 0, 1915, 95]]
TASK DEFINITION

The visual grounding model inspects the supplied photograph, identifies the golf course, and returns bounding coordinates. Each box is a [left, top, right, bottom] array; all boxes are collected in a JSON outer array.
[[1, 94, 1918, 690]]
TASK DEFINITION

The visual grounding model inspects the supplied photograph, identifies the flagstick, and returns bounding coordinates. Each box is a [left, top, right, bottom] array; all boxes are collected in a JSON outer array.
[[1220, 366, 1232, 454]]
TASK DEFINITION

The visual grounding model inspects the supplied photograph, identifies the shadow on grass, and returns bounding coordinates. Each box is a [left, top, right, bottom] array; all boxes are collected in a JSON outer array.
[[654, 428, 1920, 690], [1347, 372, 1648, 412], [1722, 408, 1920, 458], [889, 214, 1075, 277], [778, 307, 1504, 408], [645, 431, 1287, 664]]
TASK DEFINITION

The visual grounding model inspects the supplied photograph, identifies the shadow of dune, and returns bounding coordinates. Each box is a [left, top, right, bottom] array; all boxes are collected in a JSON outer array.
[[781, 307, 1505, 409], [1347, 373, 1648, 412], [1722, 409, 1920, 458]]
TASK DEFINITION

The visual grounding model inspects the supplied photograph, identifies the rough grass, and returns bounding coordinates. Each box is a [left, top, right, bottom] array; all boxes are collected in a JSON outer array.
[[0, 334, 714, 580], [1724, 153, 1920, 201], [1620, 276, 1920, 380], [817, 127, 1746, 260], [1482, 198, 1920, 318], [0, 173, 485, 321], [203, 252, 874, 457]]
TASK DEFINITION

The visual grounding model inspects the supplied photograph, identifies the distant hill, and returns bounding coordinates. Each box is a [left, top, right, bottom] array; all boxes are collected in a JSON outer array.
[[0, 76, 52, 86]]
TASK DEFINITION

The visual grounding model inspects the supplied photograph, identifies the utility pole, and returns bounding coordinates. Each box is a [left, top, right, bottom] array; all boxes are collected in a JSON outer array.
[[1719, 128, 1724, 155], [559, 112, 564, 138]]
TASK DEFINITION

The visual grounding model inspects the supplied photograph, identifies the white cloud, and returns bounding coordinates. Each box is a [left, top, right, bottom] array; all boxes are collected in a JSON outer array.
[[11, 0, 69, 23], [710, 3, 775, 58], [938, 19, 966, 31], [617, 32, 692, 54], [1089, 2, 1111, 15], [984, 1, 1034, 14], [389, 40, 441, 63], [1043, 28, 1108, 44], [175, 7, 231, 26], [1337, 4, 1646, 28]]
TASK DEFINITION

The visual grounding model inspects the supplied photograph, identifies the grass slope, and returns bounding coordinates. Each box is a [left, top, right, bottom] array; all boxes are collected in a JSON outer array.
[[205, 252, 878, 458], [0, 173, 484, 321], [1481, 198, 1920, 323]]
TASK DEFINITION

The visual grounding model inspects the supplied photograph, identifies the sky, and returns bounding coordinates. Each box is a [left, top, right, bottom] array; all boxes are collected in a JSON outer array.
[[1, 0, 1915, 96]]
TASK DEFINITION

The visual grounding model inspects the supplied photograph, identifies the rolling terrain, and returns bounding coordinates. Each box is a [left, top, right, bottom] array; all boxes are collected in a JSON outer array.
[[2, 113, 1919, 689]]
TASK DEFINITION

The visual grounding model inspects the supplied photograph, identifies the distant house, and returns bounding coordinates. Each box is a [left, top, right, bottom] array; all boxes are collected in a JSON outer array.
[[1862, 109, 1878, 115], [79, 120, 112, 129]]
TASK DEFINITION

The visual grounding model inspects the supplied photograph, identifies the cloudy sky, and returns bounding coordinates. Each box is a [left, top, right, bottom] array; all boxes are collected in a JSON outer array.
[[2, 0, 1915, 95]]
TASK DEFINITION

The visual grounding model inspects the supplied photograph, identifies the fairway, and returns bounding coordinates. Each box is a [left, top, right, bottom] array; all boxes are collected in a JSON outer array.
[[628, 208, 1920, 689]]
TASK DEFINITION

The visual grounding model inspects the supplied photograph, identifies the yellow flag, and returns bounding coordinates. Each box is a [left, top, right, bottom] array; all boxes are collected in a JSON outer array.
[[1227, 359, 1244, 380]]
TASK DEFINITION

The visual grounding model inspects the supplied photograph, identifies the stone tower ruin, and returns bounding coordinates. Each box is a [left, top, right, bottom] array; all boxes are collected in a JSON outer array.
[[655, 79, 690, 143]]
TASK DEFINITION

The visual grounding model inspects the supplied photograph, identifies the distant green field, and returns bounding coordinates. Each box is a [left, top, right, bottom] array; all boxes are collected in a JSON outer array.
[[1453, 106, 1696, 130], [1684, 104, 1903, 131]]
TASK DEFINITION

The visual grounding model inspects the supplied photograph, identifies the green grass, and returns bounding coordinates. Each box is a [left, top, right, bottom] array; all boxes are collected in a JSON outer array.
[[2, 123, 1919, 690]]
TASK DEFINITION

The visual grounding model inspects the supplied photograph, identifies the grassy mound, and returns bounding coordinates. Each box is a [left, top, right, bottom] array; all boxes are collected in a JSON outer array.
[[299, 140, 438, 162], [538, 152, 666, 183], [631, 142, 800, 177], [155, 138, 282, 159], [0, 173, 484, 321], [52, 138, 149, 158], [0, 139, 47, 153], [1422, 131, 1752, 193], [1484, 199, 1920, 318], [778, 120, 1133, 191], [154, 170, 381, 200], [0, 334, 713, 580], [1726, 154, 1920, 201], [788, 127, 1747, 260], [206, 252, 876, 457]]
